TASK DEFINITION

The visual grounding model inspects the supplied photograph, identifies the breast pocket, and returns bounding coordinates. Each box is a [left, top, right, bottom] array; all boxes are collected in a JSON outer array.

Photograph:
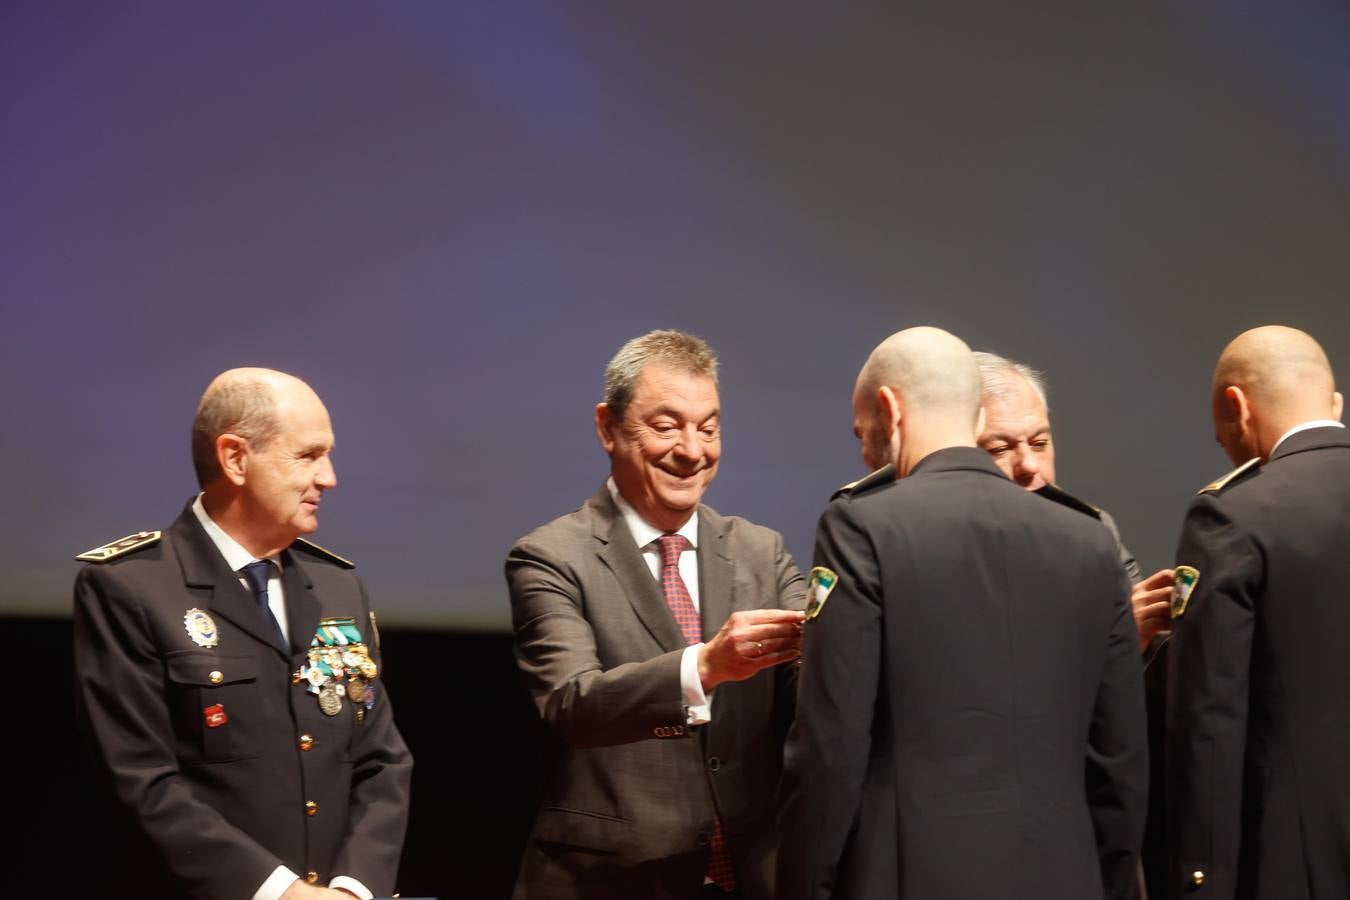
[[165, 652, 261, 763]]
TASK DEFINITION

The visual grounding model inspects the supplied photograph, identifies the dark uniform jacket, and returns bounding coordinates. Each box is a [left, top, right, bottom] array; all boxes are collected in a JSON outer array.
[[72, 502, 413, 900], [778, 447, 1149, 900], [506, 486, 807, 900], [1166, 425, 1350, 899]]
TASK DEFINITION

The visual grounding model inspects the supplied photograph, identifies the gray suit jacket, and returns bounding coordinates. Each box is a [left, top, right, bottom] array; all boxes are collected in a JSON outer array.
[[507, 486, 807, 900]]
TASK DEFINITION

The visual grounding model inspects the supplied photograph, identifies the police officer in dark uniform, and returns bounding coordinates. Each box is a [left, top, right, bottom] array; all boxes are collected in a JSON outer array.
[[778, 327, 1148, 900], [1166, 326, 1350, 899], [73, 368, 412, 900]]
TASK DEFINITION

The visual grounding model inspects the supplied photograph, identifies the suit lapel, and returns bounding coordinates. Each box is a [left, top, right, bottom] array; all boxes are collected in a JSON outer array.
[[281, 548, 322, 659], [698, 507, 734, 643], [169, 504, 289, 656], [590, 488, 688, 652]]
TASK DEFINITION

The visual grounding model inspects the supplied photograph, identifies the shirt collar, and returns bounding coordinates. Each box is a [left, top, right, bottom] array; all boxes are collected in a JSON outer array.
[[191, 494, 281, 575], [1271, 419, 1345, 455], [606, 477, 699, 551]]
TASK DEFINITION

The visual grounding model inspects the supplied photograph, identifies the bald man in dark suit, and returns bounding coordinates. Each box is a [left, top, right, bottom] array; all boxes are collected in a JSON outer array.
[[1166, 325, 1350, 899], [73, 369, 411, 900], [778, 327, 1148, 900]]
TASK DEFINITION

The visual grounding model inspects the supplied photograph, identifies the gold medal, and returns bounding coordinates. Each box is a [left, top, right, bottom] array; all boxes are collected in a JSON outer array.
[[346, 678, 366, 703]]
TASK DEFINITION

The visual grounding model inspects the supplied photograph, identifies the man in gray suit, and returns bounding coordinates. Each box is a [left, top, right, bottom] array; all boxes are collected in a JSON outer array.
[[507, 329, 807, 900]]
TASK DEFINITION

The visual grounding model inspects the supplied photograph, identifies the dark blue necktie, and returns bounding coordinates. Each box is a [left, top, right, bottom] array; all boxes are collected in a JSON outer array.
[[241, 560, 285, 644]]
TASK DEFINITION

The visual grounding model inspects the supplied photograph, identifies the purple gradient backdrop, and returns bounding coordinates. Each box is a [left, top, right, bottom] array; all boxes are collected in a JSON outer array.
[[3, 2, 1348, 628]]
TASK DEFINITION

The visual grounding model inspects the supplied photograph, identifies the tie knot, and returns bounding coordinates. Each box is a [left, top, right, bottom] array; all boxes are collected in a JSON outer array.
[[656, 534, 692, 568], [240, 560, 271, 597]]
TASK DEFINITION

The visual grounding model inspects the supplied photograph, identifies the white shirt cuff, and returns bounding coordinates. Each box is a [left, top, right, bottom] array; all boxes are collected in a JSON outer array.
[[680, 643, 713, 725], [253, 866, 300, 900], [329, 875, 374, 899]]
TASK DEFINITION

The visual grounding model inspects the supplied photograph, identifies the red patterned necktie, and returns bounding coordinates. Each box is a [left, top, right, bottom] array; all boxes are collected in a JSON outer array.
[[655, 534, 737, 893]]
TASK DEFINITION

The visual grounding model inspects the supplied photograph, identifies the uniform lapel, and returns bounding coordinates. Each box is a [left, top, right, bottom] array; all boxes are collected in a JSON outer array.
[[698, 506, 735, 644], [591, 488, 687, 652], [281, 547, 322, 659], [169, 504, 288, 656]]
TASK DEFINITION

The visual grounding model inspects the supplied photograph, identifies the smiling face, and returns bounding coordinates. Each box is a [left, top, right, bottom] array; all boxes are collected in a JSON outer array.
[[597, 363, 721, 532], [238, 381, 337, 545], [977, 371, 1055, 490]]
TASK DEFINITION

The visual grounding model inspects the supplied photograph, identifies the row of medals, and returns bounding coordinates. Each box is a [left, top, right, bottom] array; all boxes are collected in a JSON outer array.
[[295, 634, 378, 720]]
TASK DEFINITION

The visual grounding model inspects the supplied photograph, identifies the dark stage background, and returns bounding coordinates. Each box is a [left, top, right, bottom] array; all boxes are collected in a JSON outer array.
[[4, 3, 1349, 898]]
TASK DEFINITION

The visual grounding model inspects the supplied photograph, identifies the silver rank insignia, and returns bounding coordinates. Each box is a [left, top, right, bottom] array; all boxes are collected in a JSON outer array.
[[183, 608, 220, 648], [805, 567, 839, 620], [1171, 566, 1200, 619]]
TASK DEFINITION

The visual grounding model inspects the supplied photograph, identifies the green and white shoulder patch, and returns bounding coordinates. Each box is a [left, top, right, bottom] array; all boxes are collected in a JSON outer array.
[[1171, 565, 1200, 618], [805, 566, 838, 620]]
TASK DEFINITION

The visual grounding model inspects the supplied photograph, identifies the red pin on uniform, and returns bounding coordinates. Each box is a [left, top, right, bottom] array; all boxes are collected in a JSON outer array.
[[204, 704, 228, 728]]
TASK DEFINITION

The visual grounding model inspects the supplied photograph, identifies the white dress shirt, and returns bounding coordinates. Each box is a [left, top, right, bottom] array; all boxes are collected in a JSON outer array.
[[607, 478, 714, 724]]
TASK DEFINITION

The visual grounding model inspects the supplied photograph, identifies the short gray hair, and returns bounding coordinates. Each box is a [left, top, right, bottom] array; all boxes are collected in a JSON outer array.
[[973, 350, 1049, 409], [191, 377, 281, 488], [603, 330, 719, 420]]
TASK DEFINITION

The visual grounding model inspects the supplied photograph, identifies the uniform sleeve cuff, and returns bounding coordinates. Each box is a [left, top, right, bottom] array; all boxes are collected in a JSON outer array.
[[329, 875, 374, 899], [253, 866, 300, 900]]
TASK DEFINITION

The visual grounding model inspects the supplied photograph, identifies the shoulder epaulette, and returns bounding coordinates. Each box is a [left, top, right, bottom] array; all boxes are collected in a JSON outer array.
[[292, 537, 355, 569], [75, 531, 162, 563], [1198, 457, 1260, 494], [1035, 483, 1102, 520], [831, 463, 896, 501]]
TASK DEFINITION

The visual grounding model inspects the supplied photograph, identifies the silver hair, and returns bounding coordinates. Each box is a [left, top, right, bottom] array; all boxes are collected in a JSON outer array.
[[191, 377, 281, 488], [603, 330, 719, 420], [973, 350, 1049, 409]]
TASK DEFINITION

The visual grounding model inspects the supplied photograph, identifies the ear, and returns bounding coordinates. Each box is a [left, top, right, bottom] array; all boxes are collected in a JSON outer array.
[[595, 403, 617, 454], [216, 434, 249, 487], [1223, 385, 1250, 426], [1333, 391, 1344, 422], [877, 385, 903, 438]]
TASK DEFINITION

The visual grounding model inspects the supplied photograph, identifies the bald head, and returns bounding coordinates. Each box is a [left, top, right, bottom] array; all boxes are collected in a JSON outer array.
[[852, 327, 982, 473], [192, 368, 322, 487], [1211, 326, 1342, 464]]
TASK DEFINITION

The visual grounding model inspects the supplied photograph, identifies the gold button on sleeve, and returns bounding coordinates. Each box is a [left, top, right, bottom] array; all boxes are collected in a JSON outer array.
[[305, 800, 318, 816], [305, 871, 319, 884], [1191, 870, 1205, 886], [299, 734, 314, 751], [208, 670, 223, 685]]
